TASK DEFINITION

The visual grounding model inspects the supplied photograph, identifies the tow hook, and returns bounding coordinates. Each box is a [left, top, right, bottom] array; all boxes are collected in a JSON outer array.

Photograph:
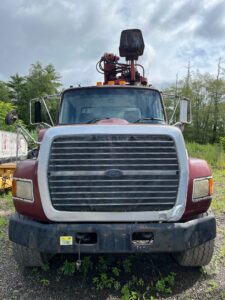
[[75, 233, 93, 269], [76, 239, 81, 270]]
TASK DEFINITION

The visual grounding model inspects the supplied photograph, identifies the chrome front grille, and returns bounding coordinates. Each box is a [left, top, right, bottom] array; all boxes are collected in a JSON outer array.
[[48, 135, 179, 212]]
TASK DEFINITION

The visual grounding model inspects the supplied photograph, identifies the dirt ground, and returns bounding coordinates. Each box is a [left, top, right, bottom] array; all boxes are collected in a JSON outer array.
[[0, 188, 225, 299]]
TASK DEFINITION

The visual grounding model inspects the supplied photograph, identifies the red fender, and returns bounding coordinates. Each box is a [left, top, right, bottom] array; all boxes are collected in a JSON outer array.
[[182, 157, 212, 220]]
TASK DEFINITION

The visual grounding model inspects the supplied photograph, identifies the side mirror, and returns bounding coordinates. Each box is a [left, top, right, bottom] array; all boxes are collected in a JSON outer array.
[[34, 101, 42, 123], [5, 110, 18, 125], [179, 98, 191, 124]]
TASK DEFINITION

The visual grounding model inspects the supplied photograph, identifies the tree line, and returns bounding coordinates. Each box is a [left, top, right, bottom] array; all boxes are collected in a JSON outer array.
[[0, 62, 61, 127], [164, 59, 225, 144], [0, 60, 225, 144]]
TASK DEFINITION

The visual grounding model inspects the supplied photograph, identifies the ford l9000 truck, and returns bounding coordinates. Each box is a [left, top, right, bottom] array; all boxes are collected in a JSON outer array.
[[6, 29, 216, 268]]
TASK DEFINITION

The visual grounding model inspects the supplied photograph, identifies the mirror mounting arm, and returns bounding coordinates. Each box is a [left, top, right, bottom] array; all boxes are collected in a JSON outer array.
[[16, 124, 40, 146]]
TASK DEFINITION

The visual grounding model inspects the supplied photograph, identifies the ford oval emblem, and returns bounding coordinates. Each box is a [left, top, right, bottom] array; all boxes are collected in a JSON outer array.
[[104, 169, 123, 178]]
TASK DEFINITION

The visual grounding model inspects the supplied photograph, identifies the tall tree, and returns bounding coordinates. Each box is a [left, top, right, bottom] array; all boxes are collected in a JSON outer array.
[[163, 63, 225, 144], [8, 62, 61, 125], [7, 73, 27, 102], [210, 58, 225, 143], [0, 81, 10, 102], [25, 62, 61, 99]]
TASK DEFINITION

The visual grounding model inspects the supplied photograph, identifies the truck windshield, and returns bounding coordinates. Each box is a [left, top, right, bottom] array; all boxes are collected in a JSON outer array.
[[59, 87, 165, 124]]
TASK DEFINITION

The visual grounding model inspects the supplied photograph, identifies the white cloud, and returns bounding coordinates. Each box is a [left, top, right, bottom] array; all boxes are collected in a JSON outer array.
[[0, 0, 224, 88]]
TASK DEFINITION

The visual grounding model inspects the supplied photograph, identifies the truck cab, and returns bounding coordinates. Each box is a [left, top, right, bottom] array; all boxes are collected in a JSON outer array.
[[8, 29, 216, 268]]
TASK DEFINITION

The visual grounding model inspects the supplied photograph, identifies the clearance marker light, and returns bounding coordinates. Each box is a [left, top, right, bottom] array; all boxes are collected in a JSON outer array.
[[119, 80, 126, 85], [108, 81, 115, 85], [96, 82, 102, 86]]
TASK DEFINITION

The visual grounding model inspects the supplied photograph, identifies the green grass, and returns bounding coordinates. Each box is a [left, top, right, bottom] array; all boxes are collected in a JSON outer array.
[[186, 142, 225, 168], [211, 169, 225, 214], [0, 192, 14, 212], [0, 216, 9, 239], [186, 142, 225, 214], [0, 217, 8, 228]]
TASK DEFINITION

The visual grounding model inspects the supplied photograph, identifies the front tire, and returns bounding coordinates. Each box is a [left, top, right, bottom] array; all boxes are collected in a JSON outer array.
[[13, 243, 50, 267], [173, 239, 214, 267]]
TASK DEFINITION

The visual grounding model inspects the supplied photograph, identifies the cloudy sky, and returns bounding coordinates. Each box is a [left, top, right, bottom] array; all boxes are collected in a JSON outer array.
[[0, 0, 224, 89]]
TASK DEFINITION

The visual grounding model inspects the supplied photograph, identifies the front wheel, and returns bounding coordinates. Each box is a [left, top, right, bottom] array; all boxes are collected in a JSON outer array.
[[173, 239, 214, 267], [13, 243, 50, 268]]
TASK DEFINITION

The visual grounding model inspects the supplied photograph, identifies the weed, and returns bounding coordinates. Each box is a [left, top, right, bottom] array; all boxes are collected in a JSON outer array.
[[155, 272, 176, 294], [121, 282, 150, 300], [40, 278, 50, 287], [123, 258, 132, 273], [112, 267, 121, 277], [96, 256, 108, 272], [92, 273, 115, 290], [207, 280, 218, 293], [59, 260, 76, 276], [165, 272, 176, 286], [129, 291, 140, 300], [121, 284, 131, 300], [32, 267, 38, 275], [114, 280, 121, 291], [155, 279, 171, 294], [137, 278, 144, 287], [41, 262, 50, 272], [80, 256, 93, 276]]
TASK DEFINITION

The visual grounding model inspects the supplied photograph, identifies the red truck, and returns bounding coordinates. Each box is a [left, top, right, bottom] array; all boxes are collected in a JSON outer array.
[[7, 29, 216, 268]]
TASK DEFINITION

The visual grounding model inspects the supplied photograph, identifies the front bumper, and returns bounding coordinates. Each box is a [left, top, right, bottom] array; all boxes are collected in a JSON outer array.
[[9, 213, 216, 254]]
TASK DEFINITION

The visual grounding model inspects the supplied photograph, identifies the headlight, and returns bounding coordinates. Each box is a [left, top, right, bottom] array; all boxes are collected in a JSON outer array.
[[192, 177, 213, 202], [12, 179, 33, 202]]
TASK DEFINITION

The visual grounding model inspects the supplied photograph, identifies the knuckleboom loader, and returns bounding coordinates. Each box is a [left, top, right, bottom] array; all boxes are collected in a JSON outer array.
[[6, 29, 216, 268]]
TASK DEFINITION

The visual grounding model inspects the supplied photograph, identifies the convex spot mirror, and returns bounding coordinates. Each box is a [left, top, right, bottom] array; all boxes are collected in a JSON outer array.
[[5, 110, 18, 125]]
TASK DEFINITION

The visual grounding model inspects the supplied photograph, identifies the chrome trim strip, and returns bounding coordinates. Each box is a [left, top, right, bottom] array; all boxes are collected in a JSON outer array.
[[49, 170, 178, 176], [37, 125, 189, 222]]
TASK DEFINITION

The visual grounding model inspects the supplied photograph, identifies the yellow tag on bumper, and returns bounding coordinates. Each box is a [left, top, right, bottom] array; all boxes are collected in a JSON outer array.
[[60, 236, 73, 246]]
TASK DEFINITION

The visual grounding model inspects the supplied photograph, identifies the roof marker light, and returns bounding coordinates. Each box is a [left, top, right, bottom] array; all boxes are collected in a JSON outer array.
[[108, 81, 115, 85]]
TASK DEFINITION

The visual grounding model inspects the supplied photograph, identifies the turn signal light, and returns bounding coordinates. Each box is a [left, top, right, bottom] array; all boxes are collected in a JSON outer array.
[[12, 179, 16, 197], [209, 177, 213, 195]]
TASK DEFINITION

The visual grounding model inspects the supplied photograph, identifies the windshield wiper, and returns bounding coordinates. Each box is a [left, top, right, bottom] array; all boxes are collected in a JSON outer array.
[[134, 117, 164, 123], [87, 117, 110, 124]]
